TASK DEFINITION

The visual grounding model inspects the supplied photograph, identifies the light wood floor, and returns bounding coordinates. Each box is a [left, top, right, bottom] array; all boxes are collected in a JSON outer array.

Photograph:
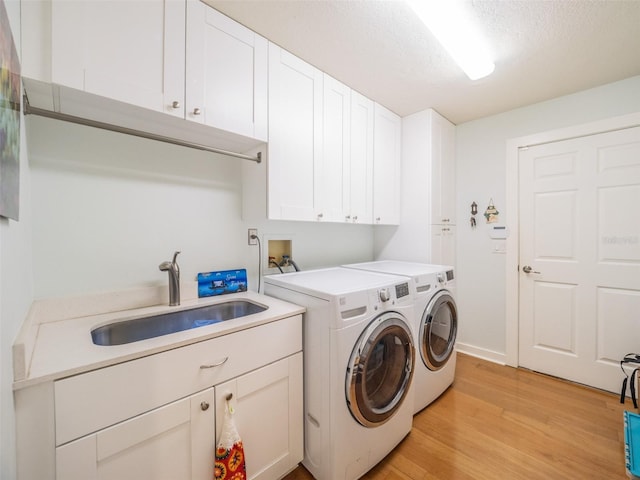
[[283, 353, 634, 480]]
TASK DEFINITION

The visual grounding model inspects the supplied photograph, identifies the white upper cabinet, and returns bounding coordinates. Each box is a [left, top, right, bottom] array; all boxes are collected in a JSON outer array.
[[50, 0, 186, 118], [377, 108, 455, 263], [267, 42, 398, 225], [321, 74, 351, 223], [430, 112, 456, 225], [21, 0, 268, 152], [186, 1, 268, 140], [373, 104, 402, 225], [267, 43, 323, 221], [349, 91, 374, 224]]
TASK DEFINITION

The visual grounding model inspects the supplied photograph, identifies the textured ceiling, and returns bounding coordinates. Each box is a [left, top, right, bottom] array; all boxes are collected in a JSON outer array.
[[207, 0, 640, 125]]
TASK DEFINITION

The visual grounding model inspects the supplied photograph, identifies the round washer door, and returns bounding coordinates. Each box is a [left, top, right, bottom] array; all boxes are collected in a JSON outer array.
[[346, 312, 415, 428], [420, 290, 457, 371]]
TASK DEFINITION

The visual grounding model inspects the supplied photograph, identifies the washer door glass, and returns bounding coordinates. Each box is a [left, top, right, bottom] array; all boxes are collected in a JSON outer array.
[[346, 312, 415, 428], [420, 290, 457, 371]]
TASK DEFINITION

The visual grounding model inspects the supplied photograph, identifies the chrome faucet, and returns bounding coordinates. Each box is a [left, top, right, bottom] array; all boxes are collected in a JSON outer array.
[[159, 251, 181, 306]]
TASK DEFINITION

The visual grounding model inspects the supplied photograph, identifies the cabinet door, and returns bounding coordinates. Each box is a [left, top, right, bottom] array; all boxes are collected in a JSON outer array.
[[268, 43, 323, 221], [51, 0, 185, 118], [373, 103, 402, 225], [349, 91, 374, 224], [430, 111, 456, 224], [215, 353, 303, 480], [186, 1, 268, 139], [321, 75, 351, 223], [431, 224, 456, 266], [56, 388, 215, 480]]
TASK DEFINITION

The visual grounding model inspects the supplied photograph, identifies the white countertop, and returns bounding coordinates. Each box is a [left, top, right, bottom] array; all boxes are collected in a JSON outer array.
[[14, 291, 305, 390]]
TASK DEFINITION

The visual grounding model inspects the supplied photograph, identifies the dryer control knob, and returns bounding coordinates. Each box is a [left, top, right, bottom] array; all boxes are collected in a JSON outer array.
[[379, 288, 391, 302], [437, 273, 445, 284]]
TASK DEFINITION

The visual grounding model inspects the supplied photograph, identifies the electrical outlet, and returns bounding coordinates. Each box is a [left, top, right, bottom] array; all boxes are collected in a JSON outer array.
[[248, 228, 258, 246]]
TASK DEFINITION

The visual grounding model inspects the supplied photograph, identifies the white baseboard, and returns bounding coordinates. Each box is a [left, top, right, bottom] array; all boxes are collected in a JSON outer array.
[[456, 342, 506, 365]]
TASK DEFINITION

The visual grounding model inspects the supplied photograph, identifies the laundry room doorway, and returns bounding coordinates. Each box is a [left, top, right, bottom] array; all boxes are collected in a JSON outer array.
[[505, 114, 640, 394]]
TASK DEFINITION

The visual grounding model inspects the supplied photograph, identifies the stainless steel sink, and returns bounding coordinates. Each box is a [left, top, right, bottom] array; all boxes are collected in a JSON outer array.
[[91, 300, 268, 346]]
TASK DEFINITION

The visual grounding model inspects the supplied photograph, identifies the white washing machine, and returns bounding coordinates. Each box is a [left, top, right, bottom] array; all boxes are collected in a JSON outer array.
[[344, 261, 458, 414], [264, 267, 416, 480]]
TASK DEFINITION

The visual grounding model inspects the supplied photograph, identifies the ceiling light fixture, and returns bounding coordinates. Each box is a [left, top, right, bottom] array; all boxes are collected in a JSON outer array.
[[406, 0, 495, 80]]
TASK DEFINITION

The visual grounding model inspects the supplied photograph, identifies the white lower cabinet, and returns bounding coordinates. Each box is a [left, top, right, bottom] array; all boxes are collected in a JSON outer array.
[[216, 353, 303, 480], [56, 388, 215, 480], [55, 352, 304, 480], [16, 315, 303, 480]]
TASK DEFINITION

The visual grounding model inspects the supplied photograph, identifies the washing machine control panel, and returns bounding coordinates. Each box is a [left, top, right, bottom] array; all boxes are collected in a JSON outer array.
[[377, 283, 410, 302], [436, 270, 455, 285], [395, 282, 410, 299]]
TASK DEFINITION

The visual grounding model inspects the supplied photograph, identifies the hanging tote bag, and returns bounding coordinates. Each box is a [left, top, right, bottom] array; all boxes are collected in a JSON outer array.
[[620, 353, 640, 410], [214, 395, 247, 480]]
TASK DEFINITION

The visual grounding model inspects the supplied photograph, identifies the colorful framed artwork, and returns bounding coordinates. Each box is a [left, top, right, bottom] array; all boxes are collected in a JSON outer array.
[[0, 0, 21, 221]]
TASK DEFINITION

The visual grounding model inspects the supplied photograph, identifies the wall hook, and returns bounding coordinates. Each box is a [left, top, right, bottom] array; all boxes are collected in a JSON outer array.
[[471, 201, 478, 229]]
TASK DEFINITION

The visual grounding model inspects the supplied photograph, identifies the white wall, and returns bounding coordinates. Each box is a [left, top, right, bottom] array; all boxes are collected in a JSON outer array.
[[455, 75, 640, 362], [1, 1, 34, 478], [26, 116, 375, 300]]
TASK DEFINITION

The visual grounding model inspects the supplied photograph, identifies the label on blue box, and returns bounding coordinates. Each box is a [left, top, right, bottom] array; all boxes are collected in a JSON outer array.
[[197, 269, 248, 298]]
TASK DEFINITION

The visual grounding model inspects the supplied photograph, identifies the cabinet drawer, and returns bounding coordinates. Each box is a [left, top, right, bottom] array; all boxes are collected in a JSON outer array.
[[54, 315, 301, 446]]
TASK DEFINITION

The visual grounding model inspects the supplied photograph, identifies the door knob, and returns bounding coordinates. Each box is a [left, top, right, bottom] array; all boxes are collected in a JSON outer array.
[[522, 265, 540, 274]]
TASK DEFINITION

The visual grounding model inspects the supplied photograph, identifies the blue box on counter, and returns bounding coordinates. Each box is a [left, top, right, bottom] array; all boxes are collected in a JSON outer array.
[[197, 269, 248, 298], [625, 411, 640, 479]]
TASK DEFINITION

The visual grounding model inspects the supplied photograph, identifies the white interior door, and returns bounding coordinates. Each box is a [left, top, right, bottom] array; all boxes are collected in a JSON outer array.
[[518, 126, 640, 393]]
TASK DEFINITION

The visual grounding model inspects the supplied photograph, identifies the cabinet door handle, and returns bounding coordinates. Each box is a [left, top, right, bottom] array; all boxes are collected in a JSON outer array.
[[200, 401, 210, 411], [171, 101, 181, 109], [193, 108, 201, 115], [200, 357, 229, 369]]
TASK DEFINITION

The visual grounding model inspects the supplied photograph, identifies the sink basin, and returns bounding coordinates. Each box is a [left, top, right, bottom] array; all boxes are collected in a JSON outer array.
[[91, 300, 268, 346]]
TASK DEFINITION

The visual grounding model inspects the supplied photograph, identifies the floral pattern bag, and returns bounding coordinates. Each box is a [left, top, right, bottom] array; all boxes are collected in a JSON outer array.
[[214, 397, 247, 480]]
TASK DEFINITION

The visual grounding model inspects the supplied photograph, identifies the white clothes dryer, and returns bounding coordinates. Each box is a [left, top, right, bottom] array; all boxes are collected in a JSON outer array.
[[264, 267, 416, 480], [344, 261, 458, 414]]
